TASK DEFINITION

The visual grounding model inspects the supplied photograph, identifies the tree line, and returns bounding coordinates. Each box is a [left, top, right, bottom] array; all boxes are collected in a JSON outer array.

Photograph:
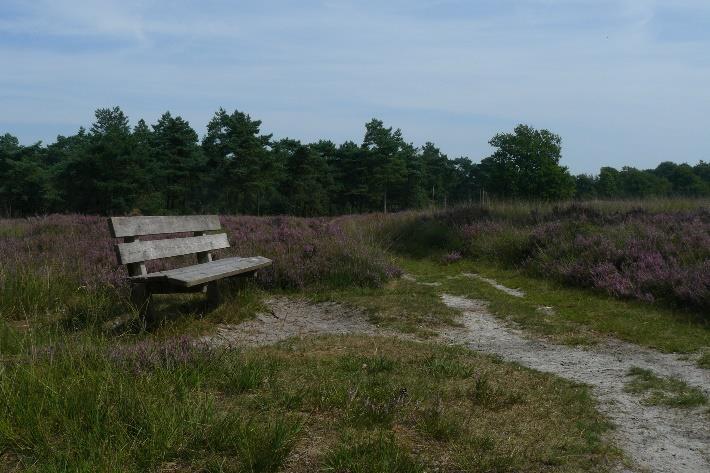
[[1, 106, 708, 217]]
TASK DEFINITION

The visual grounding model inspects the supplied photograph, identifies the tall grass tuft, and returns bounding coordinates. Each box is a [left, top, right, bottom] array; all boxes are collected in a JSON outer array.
[[323, 431, 424, 473], [0, 336, 301, 472]]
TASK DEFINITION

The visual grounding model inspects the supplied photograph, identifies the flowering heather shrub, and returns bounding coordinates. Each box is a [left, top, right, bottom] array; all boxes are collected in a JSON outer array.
[[0, 214, 398, 318], [458, 206, 710, 314], [0, 215, 122, 290], [442, 251, 463, 264], [0, 215, 124, 320], [220, 215, 398, 289], [368, 202, 708, 314]]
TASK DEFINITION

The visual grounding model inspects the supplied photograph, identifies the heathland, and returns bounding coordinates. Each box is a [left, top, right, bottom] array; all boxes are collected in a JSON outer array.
[[0, 199, 708, 471]]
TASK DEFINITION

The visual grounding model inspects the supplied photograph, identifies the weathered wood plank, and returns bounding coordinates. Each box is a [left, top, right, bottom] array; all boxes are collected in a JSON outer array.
[[116, 233, 230, 264], [123, 236, 148, 276], [194, 230, 214, 264], [130, 256, 272, 287], [142, 283, 208, 295], [108, 215, 221, 238]]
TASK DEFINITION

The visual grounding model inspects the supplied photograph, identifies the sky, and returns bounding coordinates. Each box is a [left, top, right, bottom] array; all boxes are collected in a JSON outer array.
[[1, 0, 709, 174]]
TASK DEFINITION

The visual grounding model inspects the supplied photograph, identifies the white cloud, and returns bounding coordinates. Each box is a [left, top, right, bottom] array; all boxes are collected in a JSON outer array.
[[0, 0, 709, 172]]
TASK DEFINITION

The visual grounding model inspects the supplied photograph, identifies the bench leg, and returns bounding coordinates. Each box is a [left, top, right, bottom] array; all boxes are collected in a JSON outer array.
[[206, 281, 221, 310], [131, 283, 152, 318]]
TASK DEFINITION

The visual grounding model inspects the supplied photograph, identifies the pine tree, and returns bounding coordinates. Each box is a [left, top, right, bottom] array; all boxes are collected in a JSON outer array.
[[151, 112, 204, 212], [277, 140, 333, 216], [202, 108, 275, 214], [362, 119, 410, 212]]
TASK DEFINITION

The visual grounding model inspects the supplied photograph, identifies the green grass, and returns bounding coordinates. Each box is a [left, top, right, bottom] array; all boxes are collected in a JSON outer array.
[[698, 351, 710, 370], [0, 335, 618, 472], [0, 268, 125, 325], [624, 367, 708, 408], [142, 279, 269, 337], [5, 202, 709, 471], [0, 273, 269, 344], [313, 277, 460, 336], [0, 334, 297, 472], [318, 256, 708, 353], [450, 262, 709, 352], [356, 258, 709, 354], [323, 431, 424, 473]]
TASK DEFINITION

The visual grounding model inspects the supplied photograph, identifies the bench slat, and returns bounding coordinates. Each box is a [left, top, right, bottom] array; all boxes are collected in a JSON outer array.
[[116, 233, 230, 264], [132, 256, 272, 287], [108, 215, 221, 238]]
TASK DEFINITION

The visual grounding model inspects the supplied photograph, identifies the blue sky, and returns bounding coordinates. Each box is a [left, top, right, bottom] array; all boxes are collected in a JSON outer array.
[[1, 0, 708, 174]]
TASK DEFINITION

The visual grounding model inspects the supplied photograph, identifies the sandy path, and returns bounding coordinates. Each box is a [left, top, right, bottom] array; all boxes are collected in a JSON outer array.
[[203, 293, 709, 473], [439, 294, 710, 473], [201, 297, 389, 348]]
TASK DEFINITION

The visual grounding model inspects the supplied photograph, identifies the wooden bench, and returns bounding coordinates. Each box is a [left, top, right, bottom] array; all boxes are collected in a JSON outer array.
[[108, 215, 272, 316]]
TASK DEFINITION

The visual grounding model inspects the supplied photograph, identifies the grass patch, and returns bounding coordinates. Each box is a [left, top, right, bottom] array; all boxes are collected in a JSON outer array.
[[624, 367, 708, 408], [0, 268, 125, 325], [395, 258, 710, 353], [321, 256, 708, 353], [0, 335, 299, 472], [144, 279, 269, 338], [323, 431, 424, 473], [415, 401, 462, 442], [0, 335, 618, 472], [314, 277, 460, 336], [697, 351, 710, 370], [374, 201, 710, 316]]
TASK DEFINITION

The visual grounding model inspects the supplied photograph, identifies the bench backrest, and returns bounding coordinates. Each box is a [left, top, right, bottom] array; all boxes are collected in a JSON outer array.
[[108, 215, 229, 277]]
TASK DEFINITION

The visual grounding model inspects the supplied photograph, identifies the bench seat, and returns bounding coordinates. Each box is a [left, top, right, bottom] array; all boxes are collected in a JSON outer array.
[[129, 256, 272, 287], [109, 215, 273, 316]]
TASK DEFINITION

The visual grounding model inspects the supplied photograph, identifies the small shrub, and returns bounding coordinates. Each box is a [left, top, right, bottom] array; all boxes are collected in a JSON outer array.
[[442, 251, 463, 264], [386, 217, 463, 258], [468, 373, 493, 406], [381, 203, 710, 315]]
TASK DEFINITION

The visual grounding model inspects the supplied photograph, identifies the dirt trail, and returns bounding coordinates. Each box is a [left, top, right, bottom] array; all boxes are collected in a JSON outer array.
[[201, 297, 390, 348], [460, 272, 525, 297], [439, 294, 710, 473], [203, 292, 709, 473]]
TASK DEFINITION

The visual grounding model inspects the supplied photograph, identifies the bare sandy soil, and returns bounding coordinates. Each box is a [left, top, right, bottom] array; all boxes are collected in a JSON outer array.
[[203, 290, 709, 473], [439, 294, 710, 473], [460, 272, 526, 297], [201, 297, 390, 348]]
